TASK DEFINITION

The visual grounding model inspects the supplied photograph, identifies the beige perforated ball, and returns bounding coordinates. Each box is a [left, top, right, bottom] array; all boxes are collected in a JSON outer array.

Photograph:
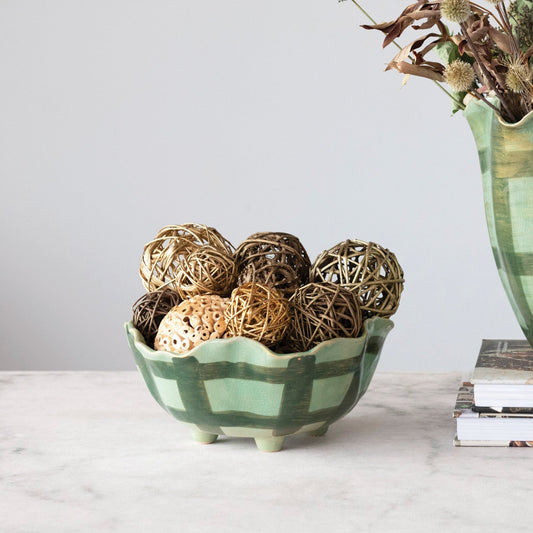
[[154, 294, 229, 354]]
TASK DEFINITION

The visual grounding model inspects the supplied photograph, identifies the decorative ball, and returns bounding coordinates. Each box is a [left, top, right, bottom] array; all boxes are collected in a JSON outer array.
[[154, 294, 229, 354], [288, 282, 362, 352], [310, 239, 404, 319], [172, 246, 236, 299], [234, 232, 311, 298], [139, 223, 234, 293], [225, 282, 290, 347], [132, 289, 181, 347]]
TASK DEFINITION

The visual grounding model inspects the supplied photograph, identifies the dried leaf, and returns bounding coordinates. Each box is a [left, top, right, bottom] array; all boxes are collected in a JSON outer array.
[[385, 45, 412, 71], [488, 27, 515, 55], [362, 2, 440, 48], [361, 21, 398, 33], [383, 21, 411, 47], [385, 32, 441, 70], [412, 16, 441, 31], [389, 60, 445, 82], [407, 10, 441, 21], [418, 37, 449, 58], [456, 38, 468, 56], [469, 26, 489, 42]]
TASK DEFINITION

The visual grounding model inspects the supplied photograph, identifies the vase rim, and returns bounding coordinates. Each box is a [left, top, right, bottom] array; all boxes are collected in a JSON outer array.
[[496, 108, 533, 129], [465, 99, 533, 130]]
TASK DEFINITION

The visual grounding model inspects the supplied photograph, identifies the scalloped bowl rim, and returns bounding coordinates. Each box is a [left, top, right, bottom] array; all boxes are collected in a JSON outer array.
[[125, 316, 394, 363]]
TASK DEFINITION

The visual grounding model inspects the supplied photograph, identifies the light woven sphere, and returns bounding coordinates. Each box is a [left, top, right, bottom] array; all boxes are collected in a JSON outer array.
[[235, 232, 311, 298], [288, 282, 362, 352], [155, 294, 229, 354], [310, 239, 404, 319], [139, 223, 235, 294], [132, 288, 181, 348], [225, 282, 290, 347], [172, 246, 237, 299]]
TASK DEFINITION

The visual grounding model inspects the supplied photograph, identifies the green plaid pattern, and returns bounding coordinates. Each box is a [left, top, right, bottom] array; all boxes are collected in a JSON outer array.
[[125, 318, 393, 440], [465, 101, 533, 345]]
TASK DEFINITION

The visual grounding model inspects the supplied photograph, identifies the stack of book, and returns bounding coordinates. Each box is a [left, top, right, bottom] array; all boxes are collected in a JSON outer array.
[[454, 339, 533, 447]]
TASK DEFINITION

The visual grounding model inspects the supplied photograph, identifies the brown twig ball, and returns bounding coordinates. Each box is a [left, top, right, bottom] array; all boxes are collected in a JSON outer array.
[[288, 282, 362, 352], [235, 232, 311, 298], [132, 289, 181, 347], [155, 294, 229, 354], [225, 282, 290, 347], [139, 223, 234, 293], [310, 239, 404, 319]]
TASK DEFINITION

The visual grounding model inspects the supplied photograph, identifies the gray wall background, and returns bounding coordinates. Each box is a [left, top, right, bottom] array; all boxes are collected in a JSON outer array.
[[0, 0, 523, 371]]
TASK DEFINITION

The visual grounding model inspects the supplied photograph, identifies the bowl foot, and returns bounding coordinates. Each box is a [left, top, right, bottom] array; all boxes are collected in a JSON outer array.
[[254, 436, 284, 452], [192, 429, 218, 444], [307, 425, 328, 437]]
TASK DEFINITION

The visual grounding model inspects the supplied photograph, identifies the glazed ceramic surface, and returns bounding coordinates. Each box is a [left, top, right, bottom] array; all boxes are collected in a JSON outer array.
[[125, 317, 393, 451], [465, 100, 533, 346]]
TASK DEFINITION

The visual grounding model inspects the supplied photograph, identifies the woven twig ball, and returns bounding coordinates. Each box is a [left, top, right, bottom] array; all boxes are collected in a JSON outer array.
[[225, 282, 290, 347], [235, 232, 311, 298], [288, 282, 362, 352], [139, 223, 235, 294], [172, 246, 237, 299], [310, 239, 404, 319], [132, 288, 181, 347], [154, 294, 229, 354]]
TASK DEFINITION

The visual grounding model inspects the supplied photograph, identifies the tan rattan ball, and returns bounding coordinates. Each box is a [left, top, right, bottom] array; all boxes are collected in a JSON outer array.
[[172, 246, 237, 299], [139, 223, 235, 294], [155, 294, 229, 354], [225, 282, 290, 347], [132, 288, 181, 348], [288, 282, 362, 352], [235, 232, 311, 298], [310, 239, 404, 319]]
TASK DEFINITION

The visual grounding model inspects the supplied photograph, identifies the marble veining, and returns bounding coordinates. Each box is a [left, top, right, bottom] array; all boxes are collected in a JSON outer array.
[[1, 371, 533, 532]]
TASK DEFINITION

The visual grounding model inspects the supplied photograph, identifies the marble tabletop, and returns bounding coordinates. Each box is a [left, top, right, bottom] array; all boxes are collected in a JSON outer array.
[[2, 371, 532, 533]]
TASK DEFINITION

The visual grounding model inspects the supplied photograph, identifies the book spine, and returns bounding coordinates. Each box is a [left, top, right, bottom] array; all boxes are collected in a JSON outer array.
[[454, 437, 533, 447]]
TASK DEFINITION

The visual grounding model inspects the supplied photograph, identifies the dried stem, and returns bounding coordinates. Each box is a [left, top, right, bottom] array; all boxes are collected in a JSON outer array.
[[498, 3, 521, 55], [469, 2, 506, 29], [460, 22, 518, 121], [467, 89, 503, 115]]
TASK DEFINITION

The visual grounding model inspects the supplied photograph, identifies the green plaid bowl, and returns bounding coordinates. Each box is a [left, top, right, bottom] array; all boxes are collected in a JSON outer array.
[[125, 317, 393, 451]]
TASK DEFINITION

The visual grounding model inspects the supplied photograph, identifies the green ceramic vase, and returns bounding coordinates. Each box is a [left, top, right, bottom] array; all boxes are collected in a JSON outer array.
[[465, 100, 533, 346], [125, 317, 393, 452]]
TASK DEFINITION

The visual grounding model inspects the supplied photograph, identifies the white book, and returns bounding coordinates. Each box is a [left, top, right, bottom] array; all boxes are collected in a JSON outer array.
[[471, 339, 533, 408], [454, 383, 533, 444]]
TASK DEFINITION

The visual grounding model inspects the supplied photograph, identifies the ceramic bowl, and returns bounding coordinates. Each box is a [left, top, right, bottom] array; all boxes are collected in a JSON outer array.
[[125, 317, 393, 451]]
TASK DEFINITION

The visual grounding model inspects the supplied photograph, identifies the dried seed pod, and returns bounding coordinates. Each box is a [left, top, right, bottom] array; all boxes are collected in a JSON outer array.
[[154, 294, 229, 354], [310, 239, 404, 319], [132, 289, 181, 347], [225, 282, 290, 347], [288, 282, 362, 352], [235, 232, 311, 298]]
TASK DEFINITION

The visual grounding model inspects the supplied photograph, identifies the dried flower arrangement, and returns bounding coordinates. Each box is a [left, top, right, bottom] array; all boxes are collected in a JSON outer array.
[[342, 0, 533, 123]]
